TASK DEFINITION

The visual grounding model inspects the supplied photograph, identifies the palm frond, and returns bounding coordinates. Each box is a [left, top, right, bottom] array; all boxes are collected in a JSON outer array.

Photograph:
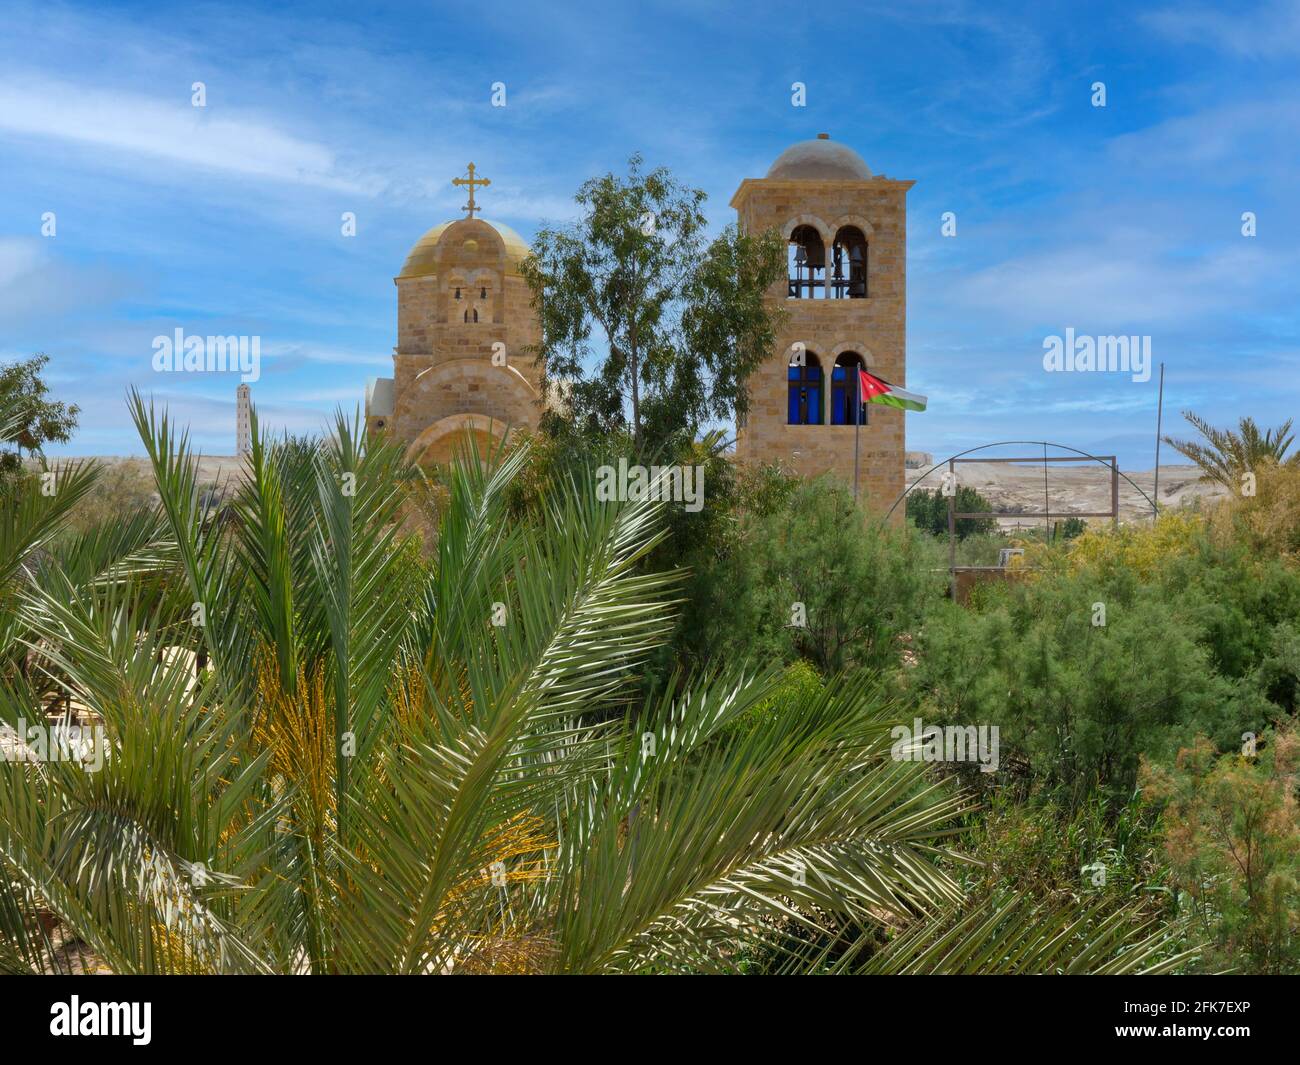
[[852, 891, 1200, 975]]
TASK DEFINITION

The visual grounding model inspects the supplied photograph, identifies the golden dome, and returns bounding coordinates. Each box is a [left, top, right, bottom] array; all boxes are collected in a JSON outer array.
[[398, 218, 531, 279]]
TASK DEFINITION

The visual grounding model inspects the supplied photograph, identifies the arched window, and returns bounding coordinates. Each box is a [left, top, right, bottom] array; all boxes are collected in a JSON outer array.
[[831, 352, 868, 425], [787, 352, 823, 424], [830, 227, 867, 299], [787, 226, 825, 299]]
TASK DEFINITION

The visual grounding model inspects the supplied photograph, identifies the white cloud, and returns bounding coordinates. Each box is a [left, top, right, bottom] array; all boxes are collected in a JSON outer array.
[[1143, 1, 1300, 58], [0, 237, 133, 326], [0, 238, 41, 290], [261, 342, 391, 368], [1107, 96, 1300, 179], [949, 237, 1283, 327], [0, 77, 382, 194]]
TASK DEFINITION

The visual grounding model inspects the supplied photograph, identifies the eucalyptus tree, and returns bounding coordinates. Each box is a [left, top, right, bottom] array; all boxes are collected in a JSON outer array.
[[0, 354, 80, 475], [521, 155, 786, 454]]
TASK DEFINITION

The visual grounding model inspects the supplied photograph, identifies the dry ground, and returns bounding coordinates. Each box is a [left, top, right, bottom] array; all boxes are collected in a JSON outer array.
[[62, 454, 1227, 528]]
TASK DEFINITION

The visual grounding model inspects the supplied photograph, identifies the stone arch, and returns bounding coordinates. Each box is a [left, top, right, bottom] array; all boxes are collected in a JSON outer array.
[[829, 214, 874, 238], [786, 349, 824, 426], [830, 350, 869, 426], [830, 342, 876, 365], [407, 359, 539, 428], [785, 340, 823, 368], [406, 413, 514, 467], [781, 213, 832, 245]]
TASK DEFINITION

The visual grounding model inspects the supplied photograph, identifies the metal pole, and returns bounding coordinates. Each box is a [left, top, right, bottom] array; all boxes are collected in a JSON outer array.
[[1112, 458, 1120, 529], [947, 458, 957, 601], [1152, 362, 1165, 521], [853, 399, 861, 503], [1042, 442, 1051, 541]]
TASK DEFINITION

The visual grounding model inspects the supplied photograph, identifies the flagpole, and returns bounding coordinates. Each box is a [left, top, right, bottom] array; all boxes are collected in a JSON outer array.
[[853, 396, 861, 503], [1152, 362, 1165, 522]]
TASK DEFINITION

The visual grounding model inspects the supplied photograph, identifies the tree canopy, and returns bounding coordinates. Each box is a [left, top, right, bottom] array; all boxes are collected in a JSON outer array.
[[0, 353, 80, 472], [520, 155, 786, 454]]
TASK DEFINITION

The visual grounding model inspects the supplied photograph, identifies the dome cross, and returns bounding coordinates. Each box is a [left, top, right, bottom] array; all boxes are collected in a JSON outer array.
[[452, 162, 491, 219]]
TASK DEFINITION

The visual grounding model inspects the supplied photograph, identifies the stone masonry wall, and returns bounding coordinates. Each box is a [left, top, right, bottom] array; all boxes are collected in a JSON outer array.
[[732, 177, 911, 518], [389, 218, 543, 450]]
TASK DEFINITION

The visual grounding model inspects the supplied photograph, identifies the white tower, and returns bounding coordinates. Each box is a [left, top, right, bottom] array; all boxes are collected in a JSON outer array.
[[236, 383, 251, 456]]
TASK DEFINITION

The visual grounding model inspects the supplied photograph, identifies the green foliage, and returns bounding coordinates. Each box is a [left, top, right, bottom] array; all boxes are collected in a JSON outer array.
[[1159, 540, 1300, 686], [1142, 726, 1300, 974], [966, 788, 1171, 905], [0, 354, 80, 474], [718, 659, 824, 741], [905, 489, 1300, 972], [0, 396, 1002, 975], [906, 485, 997, 539], [1047, 509, 1204, 581], [1211, 461, 1300, 561], [520, 155, 786, 453], [907, 548, 1275, 809], [671, 477, 943, 677], [1056, 516, 1087, 540], [1163, 409, 1298, 489], [851, 890, 1197, 975], [11, 373, 1273, 975]]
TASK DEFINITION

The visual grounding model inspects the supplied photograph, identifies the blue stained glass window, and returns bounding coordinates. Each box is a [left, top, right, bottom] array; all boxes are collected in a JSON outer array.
[[831, 353, 868, 425], [787, 354, 823, 424]]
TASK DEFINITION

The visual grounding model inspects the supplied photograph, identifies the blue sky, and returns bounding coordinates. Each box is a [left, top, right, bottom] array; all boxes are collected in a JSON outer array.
[[1, 0, 1296, 467]]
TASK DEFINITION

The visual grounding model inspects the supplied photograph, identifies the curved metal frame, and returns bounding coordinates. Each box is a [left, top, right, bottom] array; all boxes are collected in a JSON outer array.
[[883, 439, 1157, 523], [883, 440, 1158, 602]]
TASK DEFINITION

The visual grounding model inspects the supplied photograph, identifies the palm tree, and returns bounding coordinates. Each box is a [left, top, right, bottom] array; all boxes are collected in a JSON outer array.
[[1164, 411, 1297, 489], [0, 393, 1196, 974]]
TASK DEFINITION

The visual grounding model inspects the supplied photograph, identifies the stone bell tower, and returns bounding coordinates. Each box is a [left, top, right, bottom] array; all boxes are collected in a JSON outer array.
[[732, 134, 913, 515]]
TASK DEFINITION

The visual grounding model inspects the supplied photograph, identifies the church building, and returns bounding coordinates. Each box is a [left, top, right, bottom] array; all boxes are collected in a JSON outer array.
[[364, 164, 544, 464], [366, 139, 913, 510]]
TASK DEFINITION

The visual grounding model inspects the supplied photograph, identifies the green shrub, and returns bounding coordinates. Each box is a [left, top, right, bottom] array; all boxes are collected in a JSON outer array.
[[907, 559, 1271, 809], [906, 485, 997, 539], [720, 660, 824, 741], [671, 478, 944, 677], [966, 788, 1171, 907], [1141, 725, 1300, 974]]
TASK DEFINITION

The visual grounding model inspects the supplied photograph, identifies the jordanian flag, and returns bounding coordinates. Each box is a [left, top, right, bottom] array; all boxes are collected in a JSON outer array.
[[859, 368, 927, 412]]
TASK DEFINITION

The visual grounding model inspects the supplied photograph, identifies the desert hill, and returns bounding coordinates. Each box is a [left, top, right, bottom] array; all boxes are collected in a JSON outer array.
[[60, 453, 1228, 529]]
